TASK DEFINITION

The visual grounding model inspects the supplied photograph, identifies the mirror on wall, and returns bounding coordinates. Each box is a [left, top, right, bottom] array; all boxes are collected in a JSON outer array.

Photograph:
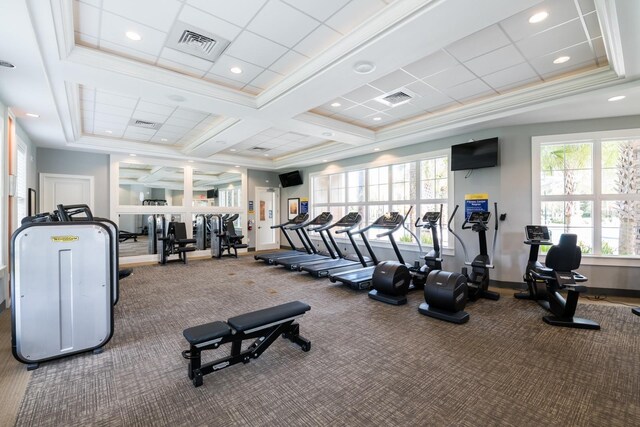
[[119, 162, 184, 206], [192, 169, 242, 207], [118, 213, 183, 257]]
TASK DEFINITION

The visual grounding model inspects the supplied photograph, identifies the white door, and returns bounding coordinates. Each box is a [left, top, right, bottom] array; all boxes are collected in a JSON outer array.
[[255, 187, 279, 251], [40, 173, 94, 214]]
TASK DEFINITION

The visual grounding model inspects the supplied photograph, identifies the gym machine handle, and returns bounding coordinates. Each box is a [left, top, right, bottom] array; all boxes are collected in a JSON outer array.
[[56, 204, 94, 221], [375, 215, 405, 238]]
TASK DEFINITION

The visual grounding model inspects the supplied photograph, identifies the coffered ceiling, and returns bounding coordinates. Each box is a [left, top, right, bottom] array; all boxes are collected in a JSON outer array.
[[1, 0, 639, 170]]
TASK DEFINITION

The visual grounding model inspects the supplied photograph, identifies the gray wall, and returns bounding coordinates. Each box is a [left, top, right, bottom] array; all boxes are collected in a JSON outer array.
[[36, 148, 110, 218], [281, 115, 640, 291], [247, 169, 280, 249]]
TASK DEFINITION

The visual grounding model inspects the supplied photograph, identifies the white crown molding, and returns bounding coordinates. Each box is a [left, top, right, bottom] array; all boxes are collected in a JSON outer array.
[[596, 0, 625, 77], [181, 117, 242, 154], [48, 0, 75, 60], [64, 81, 81, 140], [292, 113, 375, 144]]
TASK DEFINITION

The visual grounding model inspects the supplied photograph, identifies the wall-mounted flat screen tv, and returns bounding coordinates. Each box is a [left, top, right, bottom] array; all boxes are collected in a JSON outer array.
[[279, 170, 303, 187], [206, 188, 218, 198], [450, 137, 499, 171]]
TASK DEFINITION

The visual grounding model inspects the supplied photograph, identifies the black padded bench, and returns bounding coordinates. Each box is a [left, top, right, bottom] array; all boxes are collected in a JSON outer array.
[[182, 301, 311, 387]]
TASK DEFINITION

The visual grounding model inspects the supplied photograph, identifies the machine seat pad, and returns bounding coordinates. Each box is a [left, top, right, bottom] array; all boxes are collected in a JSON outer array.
[[233, 243, 249, 249], [227, 301, 310, 333], [183, 321, 232, 345], [176, 246, 196, 253]]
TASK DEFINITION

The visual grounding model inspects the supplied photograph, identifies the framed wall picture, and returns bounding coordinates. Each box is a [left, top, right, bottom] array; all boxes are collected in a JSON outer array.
[[28, 188, 36, 216], [288, 198, 300, 220]]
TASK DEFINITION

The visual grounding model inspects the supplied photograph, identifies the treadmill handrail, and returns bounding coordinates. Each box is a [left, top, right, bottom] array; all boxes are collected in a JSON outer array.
[[374, 218, 404, 238]]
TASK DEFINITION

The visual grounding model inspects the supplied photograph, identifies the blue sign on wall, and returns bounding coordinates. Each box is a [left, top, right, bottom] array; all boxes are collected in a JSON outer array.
[[464, 193, 489, 219]]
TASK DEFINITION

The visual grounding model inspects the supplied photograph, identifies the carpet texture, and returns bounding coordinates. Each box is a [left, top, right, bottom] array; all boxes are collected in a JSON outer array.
[[15, 256, 640, 426]]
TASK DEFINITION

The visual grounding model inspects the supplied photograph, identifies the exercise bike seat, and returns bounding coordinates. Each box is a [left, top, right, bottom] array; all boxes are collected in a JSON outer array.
[[227, 301, 310, 333]]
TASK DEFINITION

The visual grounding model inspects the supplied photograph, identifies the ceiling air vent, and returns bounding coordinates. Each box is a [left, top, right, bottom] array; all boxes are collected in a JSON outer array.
[[375, 88, 419, 108], [129, 119, 162, 130], [166, 21, 230, 62], [251, 146, 270, 152]]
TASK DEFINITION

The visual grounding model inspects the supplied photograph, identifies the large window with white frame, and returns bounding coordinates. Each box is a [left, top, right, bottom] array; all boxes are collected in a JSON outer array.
[[532, 129, 640, 259], [311, 151, 452, 248]]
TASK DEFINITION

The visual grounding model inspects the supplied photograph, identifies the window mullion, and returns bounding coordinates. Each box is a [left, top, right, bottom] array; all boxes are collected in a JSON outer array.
[[593, 139, 602, 255]]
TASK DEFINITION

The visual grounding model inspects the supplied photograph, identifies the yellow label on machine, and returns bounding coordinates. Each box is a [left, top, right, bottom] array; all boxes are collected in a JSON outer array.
[[51, 235, 79, 243], [465, 193, 489, 200]]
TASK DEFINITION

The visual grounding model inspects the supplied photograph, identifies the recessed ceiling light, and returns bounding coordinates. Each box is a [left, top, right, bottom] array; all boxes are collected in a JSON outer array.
[[129, 153, 136, 157], [160, 138, 168, 142], [353, 60, 376, 74], [105, 130, 113, 134], [234, 165, 240, 168], [322, 132, 333, 137], [230, 148, 236, 152], [608, 95, 626, 102], [372, 117, 382, 121], [187, 160, 194, 163], [0, 60, 15, 68], [374, 148, 380, 152], [529, 11, 548, 24], [330, 102, 341, 107], [167, 94, 186, 102], [322, 160, 328, 163], [25, 113, 39, 118], [125, 31, 142, 41], [553, 56, 570, 64], [230, 67, 242, 74], [264, 154, 270, 157]]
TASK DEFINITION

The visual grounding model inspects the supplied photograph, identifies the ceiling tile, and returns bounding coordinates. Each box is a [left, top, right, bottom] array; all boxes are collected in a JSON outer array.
[[492, 76, 540, 94], [500, 0, 580, 42], [325, 0, 386, 35], [133, 111, 171, 123], [204, 73, 246, 90], [156, 58, 208, 78], [516, 19, 587, 60], [341, 105, 378, 119], [78, 0, 101, 7], [124, 126, 157, 136], [577, 0, 596, 14], [539, 59, 597, 80], [282, 0, 350, 21], [249, 69, 284, 89], [404, 81, 454, 110], [100, 12, 167, 57], [583, 11, 601, 39], [446, 25, 510, 63], [159, 47, 214, 71], [261, 128, 288, 137], [443, 79, 495, 102], [248, 0, 319, 48], [94, 113, 130, 126], [209, 55, 265, 84], [481, 62, 540, 90], [74, 1, 101, 38], [402, 50, 458, 79], [136, 100, 176, 116], [102, 0, 182, 32], [269, 50, 308, 75], [464, 44, 526, 77], [177, 5, 242, 42], [95, 103, 134, 118], [161, 124, 191, 134], [529, 41, 595, 76], [164, 116, 201, 128], [172, 108, 209, 122], [368, 69, 416, 93], [99, 40, 158, 64], [381, 102, 425, 120], [225, 31, 288, 68], [294, 25, 342, 57], [592, 37, 607, 62], [186, 0, 267, 27], [343, 85, 385, 103], [95, 91, 138, 108], [423, 65, 476, 91]]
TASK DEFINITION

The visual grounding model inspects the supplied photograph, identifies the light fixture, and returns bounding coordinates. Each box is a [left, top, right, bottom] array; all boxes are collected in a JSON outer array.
[[322, 132, 333, 137], [608, 95, 626, 102], [529, 11, 548, 24], [230, 67, 242, 74], [105, 130, 113, 134], [322, 159, 328, 163], [125, 31, 142, 41], [330, 102, 341, 107], [129, 153, 137, 157], [230, 148, 237, 152], [264, 154, 270, 157], [167, 94, 186, 102], [374, 148, 380, 152], [160, 138, 167, 142], [353, 60, 376, 74], [234, 165, 240, 168], [553, 56, 570, 64], [187, 160, 194, 163], [372, 117, 382, 121], [25, 113, 39, 118], [0, 60, 15, 68]]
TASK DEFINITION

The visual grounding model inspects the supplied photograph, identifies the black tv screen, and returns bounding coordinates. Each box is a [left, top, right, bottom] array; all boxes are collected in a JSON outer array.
[[279, 170, 303, 187], [206, 188, 218, 198], [451, 137, 498, 171]]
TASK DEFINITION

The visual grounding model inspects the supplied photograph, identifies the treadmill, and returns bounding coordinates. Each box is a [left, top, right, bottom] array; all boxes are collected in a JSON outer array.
[[297, 212, 373, 278], [329, 211, 406, 290], [254, 213, 312, 265], [274, 212, 336, 270]]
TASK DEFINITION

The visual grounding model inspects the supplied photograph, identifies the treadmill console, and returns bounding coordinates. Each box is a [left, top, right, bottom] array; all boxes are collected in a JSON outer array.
[[467, 211, 490, 224], [336, 212, 362, 226], [423, 212, 441, 224], [309, 212, 332, 225], [525, 225, 551, 243], [291, 213, 309, 224], [374, 212, 402, 227]]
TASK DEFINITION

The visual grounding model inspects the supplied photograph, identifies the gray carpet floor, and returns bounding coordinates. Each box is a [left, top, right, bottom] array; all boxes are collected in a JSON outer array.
[[15, 256, 640, 426]]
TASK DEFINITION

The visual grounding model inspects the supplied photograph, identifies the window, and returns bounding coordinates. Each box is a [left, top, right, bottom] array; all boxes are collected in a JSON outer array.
[[219, 187, 241, 207], [310, 151, 452, 248], [533, 129, 640, 258], [16, 142, 27, 223]]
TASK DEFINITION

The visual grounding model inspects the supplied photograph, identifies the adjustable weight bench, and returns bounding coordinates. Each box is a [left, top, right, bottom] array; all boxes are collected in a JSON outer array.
[[182, 301, 311, 387]]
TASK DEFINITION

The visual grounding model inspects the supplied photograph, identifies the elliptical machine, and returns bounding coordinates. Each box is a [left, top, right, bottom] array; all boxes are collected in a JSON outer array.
[[410, 205, 443, 289]]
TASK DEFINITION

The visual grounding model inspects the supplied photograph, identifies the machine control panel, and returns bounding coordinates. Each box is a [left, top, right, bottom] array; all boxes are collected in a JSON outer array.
[[423, 212, 441, 224], [291, 213, 310, 224], [524, 225, 552, 243], [467, 211, 490, 224], [335, 212, 362, 226], [309, 212, 332, 225], [373, 212, 402, 227]]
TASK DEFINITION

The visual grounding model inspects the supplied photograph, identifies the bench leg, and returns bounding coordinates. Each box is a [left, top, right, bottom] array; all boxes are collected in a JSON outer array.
[[282, 323, 311, 352]]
